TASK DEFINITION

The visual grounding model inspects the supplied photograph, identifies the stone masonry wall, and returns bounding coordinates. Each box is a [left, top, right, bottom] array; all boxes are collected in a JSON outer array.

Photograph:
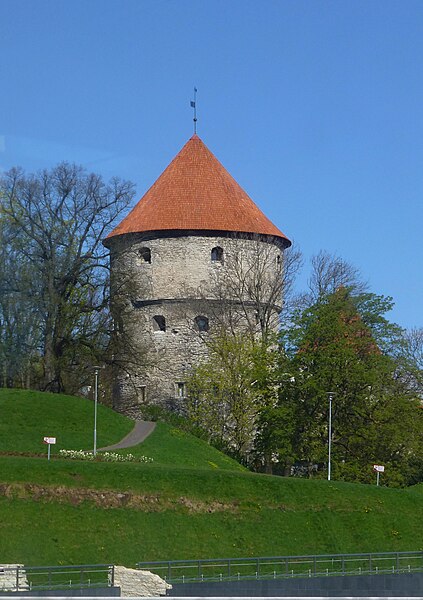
[[113, 566, 171, 597], [109, 231, 287, 415], [0, 565, 28, 592]]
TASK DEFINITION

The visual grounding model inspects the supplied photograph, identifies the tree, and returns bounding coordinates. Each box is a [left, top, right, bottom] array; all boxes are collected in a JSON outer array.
[[296, 250, 368, 310], [204, 237, 302, 341], [0, 163, 135, 393], [403, 327, 423, 372], [0, 214, 43, 386], [185, 237, 301, 458], [282, 287, 422, 485], [395, 327, 423, 399], [186, 333, 262, 457], [250, 346, 296, 474]]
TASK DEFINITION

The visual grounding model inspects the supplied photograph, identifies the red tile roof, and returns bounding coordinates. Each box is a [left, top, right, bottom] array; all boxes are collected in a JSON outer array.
[[106, 135, 291, 245]]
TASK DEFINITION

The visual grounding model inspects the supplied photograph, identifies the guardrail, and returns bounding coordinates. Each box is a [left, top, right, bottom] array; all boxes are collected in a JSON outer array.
[[0, 563, 114, 593], [137, 551, 423, 584]]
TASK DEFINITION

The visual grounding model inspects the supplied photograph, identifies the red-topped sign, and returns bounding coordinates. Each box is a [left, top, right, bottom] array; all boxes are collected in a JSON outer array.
[[43, 437, 56, 445]]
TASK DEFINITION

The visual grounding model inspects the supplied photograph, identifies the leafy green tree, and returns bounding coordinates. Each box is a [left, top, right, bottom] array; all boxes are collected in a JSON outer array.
[[250, 345, 296, 474], [187, 333, 262, 457], [186, 237, 301, 460], [283, 287, 422, 485]]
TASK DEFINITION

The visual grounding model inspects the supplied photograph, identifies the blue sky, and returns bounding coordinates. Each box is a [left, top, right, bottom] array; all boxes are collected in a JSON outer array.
[[1, 0, 422, 329]]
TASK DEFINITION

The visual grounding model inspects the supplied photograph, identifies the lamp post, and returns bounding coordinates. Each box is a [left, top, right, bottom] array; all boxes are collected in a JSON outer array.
[[92, 366, 101, 456], [327, 392, 334, 481]]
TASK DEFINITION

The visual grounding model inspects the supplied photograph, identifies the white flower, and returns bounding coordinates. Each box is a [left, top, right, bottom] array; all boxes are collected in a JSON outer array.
[[59, 449, 152, 463]]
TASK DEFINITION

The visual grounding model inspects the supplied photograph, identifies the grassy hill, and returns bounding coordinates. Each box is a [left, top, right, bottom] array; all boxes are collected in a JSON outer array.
[[0, 389, 422, 567], [0, 388, 244, 470], [0, 388, 133, 453]]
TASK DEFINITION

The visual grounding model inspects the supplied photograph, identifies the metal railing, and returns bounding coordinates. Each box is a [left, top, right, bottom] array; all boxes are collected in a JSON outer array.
[[137, 550, 423, 584], [0, 563, 114, 593]]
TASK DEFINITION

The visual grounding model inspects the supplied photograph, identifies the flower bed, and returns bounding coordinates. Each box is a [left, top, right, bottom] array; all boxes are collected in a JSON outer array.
[[58, 449, 153, 463]]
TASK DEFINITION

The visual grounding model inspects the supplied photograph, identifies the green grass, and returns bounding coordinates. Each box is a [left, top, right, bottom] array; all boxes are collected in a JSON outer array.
[[0, 389, 133, 453], [0, 389, 422, 567], [1, 455, 423, 566], [0, 388, 243, 471], [125, 421, 246, 471]]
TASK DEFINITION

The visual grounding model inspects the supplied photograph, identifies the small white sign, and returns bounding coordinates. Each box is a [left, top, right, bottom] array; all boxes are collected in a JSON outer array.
[[373, 464, 385, 472], [43, 436, 56, 445]]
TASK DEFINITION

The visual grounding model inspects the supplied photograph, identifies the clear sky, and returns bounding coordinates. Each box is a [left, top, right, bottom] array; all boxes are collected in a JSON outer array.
[[1, 0, 422, 330]]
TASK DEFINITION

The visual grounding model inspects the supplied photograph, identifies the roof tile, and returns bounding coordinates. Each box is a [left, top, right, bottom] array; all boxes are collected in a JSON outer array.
[[107, 135, 290, 244]]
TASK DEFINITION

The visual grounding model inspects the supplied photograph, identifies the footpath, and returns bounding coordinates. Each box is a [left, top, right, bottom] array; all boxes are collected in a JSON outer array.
[[99, 420, 156, 451]]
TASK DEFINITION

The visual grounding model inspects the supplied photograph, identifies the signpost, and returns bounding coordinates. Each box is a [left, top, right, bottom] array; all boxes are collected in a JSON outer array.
[[327, 392, 335, 481], [43, 436, 56, 461], [92, 366, 101, 456], [373, 464, 385, 486]]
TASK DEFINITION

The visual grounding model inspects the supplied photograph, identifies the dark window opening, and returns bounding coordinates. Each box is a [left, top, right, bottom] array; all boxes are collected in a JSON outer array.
[[276, 254, 282, 268], [139, 247, 151, 263], [153, 315, 166, 332], [138, 386, 146, 403], [211, 246, 224, 263], [176, 382, 186, 398], [195, 315, 209, 332], [114, 317, 124, 334]]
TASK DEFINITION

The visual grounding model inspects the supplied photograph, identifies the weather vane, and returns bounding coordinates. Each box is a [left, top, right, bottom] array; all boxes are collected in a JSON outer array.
[[190, 87, 198, 134]]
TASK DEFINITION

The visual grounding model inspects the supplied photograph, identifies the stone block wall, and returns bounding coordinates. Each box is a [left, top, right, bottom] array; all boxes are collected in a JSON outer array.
[[109, 230, 286, 414], [0, 564, 28, 592], [113, 566, 171, 597]]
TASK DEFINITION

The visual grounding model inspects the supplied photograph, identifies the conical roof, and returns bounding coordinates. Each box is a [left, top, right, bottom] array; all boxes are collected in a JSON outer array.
[[106, 135, 291, 245]]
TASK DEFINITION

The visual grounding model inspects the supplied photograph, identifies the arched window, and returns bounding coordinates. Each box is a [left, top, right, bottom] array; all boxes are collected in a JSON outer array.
[[276, 254, 282, 269], [211, 246, 224, 263], [139, 247, 151, 263], [195, 315, 209, 332], [152, 315, 166, 332]]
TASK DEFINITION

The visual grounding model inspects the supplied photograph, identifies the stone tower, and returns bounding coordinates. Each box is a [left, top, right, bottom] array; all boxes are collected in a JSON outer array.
[[104, 135, 291, 416]]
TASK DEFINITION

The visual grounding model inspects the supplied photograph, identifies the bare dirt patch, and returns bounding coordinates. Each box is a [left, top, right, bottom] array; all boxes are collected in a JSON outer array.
[[0, 482, 238, 513]]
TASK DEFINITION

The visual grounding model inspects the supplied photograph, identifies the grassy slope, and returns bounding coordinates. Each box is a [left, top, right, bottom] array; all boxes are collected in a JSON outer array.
[[123, 422, 246, 470], [0, 389, 244, 471], [0, 390, 422, 567], [1, 455, 422, 566], [0, 389, 133, 452]]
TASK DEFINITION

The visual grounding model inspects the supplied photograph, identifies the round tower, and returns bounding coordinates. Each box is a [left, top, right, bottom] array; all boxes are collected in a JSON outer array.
[[104, 135, 291, 416]]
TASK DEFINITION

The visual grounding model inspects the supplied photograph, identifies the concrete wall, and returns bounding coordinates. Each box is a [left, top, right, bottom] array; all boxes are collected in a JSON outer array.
[[168, 571, 423, 597]]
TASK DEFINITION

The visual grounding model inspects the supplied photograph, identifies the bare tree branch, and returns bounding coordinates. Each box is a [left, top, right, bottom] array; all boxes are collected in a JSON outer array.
[[0, 163, 135, 393]]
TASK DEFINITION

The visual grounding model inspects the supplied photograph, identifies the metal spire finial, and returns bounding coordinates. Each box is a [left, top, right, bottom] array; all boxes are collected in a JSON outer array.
[[190, 87, 198, 134]]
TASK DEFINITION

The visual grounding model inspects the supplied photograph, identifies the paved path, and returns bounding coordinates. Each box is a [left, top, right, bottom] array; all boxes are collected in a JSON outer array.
[[99, 420, 156, 451]]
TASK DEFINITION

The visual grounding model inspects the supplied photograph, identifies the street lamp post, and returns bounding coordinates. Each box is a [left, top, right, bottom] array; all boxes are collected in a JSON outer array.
[[327, 392, 334, 481], [92, 366, 101, 456]]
